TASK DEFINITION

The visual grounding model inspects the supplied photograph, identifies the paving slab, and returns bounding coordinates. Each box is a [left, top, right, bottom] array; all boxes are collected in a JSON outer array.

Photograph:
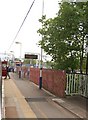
[[3, 78, 37, 118], [53, 95, 87, 119]]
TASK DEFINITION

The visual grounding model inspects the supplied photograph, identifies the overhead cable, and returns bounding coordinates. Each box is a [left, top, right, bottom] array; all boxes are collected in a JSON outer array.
[[8, 0, 36, 51]]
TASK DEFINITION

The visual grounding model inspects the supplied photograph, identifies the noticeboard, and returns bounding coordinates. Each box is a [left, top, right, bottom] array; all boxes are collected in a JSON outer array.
[[25, 54, 38, 59]]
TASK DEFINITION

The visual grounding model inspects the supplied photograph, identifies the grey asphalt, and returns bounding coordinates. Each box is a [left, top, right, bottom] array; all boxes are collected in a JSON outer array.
[[11, 72, 88, 119]]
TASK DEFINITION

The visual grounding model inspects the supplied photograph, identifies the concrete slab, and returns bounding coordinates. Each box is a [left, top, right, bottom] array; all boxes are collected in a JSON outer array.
[[4, 78, 37, 118]]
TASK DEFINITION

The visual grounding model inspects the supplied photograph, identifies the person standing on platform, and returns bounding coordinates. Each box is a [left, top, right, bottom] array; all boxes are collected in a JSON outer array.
[[4, 65, 10, 79]]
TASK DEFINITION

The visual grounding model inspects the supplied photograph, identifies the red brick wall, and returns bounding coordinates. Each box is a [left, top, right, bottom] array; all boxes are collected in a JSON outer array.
[[30, 68, 66, 98]]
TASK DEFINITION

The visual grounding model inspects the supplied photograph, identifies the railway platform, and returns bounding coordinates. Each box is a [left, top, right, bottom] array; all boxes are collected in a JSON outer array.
[[2, 77, 36, 118], [2, 72, 88, 119]]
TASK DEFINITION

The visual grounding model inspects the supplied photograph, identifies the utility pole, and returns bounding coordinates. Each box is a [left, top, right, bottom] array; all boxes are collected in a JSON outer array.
[[39, 0, 44, 89], [15, 42, 22, 78]]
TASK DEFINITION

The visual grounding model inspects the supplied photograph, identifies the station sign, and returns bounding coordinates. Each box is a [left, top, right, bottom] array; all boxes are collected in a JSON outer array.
[[25, 54, 38, 59]]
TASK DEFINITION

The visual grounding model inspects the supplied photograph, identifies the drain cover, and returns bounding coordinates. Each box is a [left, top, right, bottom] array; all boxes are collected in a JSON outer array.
[[25, 97, 47, 102]]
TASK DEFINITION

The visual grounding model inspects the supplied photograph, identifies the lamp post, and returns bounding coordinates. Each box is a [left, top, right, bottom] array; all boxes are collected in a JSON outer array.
[[10, 51, 15, 71], [39, 0, 44, 89], [15, 42, 22, 78], [15, 42, 22, 60], [10, 51, 14, 61]]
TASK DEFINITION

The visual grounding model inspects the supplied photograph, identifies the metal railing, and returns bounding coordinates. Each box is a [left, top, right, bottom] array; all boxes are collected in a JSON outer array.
[[66, 73, 88, 98]]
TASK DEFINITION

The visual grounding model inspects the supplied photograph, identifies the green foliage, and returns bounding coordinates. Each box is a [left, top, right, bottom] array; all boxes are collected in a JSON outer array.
[[23, 59, 36, 65], [23, 59, 30, 64], [37, 2, 88, 72]]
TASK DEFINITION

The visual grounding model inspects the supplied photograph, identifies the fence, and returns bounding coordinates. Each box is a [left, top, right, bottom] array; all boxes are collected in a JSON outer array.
[[30, 68, 66, 98], [15, 65, 88, 98], [66, 73, 88, 98]]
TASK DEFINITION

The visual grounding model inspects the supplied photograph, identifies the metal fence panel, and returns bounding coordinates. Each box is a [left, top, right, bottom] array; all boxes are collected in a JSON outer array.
[[66, 73, 88, 98]]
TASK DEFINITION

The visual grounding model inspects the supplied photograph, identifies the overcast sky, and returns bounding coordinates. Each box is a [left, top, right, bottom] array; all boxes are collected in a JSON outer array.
[[0, 0, 60, 60]]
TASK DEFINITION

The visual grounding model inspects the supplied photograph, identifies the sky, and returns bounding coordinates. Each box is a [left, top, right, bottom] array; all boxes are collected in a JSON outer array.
[[0, 0, 60, 61]]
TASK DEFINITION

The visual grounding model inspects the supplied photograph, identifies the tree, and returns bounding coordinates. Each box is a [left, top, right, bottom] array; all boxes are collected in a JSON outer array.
[[38, 2, 88, 72], [23, 59, 36, 65]]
